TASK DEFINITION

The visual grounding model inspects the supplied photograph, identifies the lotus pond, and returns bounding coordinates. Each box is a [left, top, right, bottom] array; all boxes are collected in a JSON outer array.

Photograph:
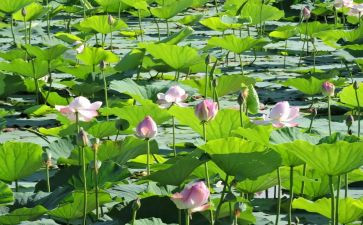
[[1, 0, 363, 224]]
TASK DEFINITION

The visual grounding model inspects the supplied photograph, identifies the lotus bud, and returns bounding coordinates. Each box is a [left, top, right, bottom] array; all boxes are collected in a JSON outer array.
[[237, 87, 249, 106], [77, 127, 89, 147], [132, 198, 141, 211], [234, 202, 247, 217], [322, 81, 335, 97], [136, 116, 158, 139], [346, 115, 354, 128], [93, 138, 100, 152], [302, 6, 311, 20], [42, 152, 52, 167], [100, 60, 106, 70], [205, 54, 210, 65], [353, 80, 360, 90], [195, 99, 218, 122], [21, 8, 27, 18], [108, 15, 115, 25]]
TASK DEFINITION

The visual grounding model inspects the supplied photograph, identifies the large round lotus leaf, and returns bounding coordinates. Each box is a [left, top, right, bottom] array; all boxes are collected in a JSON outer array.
[[0, 142, 43, 182], [293, 197, 363, 224], [290, 140, 363, 176], [199, 137, 281, 180], [0, 0, 33, 14]]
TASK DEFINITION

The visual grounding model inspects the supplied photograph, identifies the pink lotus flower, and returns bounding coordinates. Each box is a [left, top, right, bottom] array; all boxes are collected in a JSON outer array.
[[171, 181, 210, 213], [195, 99, 218, 122], [322, 81, 335, 97], [302, 7, 311, 20], [55, 96, 102, 122], [254, 101, 300, 128], [334, 0, 354, 9], [349, 4, 363, 16], [136, 116, 158, 139], [157, 85, 188, 108]]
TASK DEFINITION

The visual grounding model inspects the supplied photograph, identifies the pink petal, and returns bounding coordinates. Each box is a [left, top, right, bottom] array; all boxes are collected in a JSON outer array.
[[286, 107, 299, 122], [77, 109, 98, 122], [89, 101, 103, 110], [269, 101, 290, 121], [190, 204, 210, 213], [157, 93, 166, 101]]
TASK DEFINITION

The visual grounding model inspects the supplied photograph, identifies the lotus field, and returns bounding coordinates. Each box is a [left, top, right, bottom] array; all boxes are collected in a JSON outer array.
[[2, 0, 363, 224]]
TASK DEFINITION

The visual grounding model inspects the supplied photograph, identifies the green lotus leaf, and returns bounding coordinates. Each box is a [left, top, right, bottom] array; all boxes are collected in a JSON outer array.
[[299, 21, 335, 37], [23, 44, 68, 61], [280, 76, 325, 96], [13, 2, 47, 22], [54, 32, 83, 44], [0, 205, 47, 225], [49, 191, 111, 220], [150, 0, 193, 20], [208, 35, 268, 54], [80, 15, 128, 34], [339, 82, 363, 108], [169, 107, 249, 140], [159, 26, 194, 45], [146, 150, 206, 186], [290, 140, 363, 176], [182, 74, 256, 98], [199, 137, 281, 179], [56, 64, 98, 80], [177, 14, 203, 26], [240, 2, 284, 25], [140, 43, 202, 70], [232, 124, 274, 146], [0, 142, 43, 182], [121, 0, 148, 10], [86, 121, 119, 138], [246, 84, 260, 114], [77, 47, 119, 66], [95, 0, 129, 12], [269, 25, 298, 40], [293, 197, 363, 224], [199, 17, 240, 32], [0, 181, 13, 205], [0, 59, 49, 79], [236, 170, 282, 194], [114, 48, 145, 73], [0, 49, 27, 61], [23, 104, 53, 117], [0, 0, 33, 14]]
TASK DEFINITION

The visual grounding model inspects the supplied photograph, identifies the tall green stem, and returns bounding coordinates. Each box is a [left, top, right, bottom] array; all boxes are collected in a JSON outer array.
[[344, 173, 348, 198], [46, 164, 50, 192], [172, 116, 176, 157], [31, 59, 40, 104], [328, 96, 332, 136], [94, 148, 99, 219], [354, 88, 361, 137], [131, 208, 137, 225], [215, 175, 229, 220], [102, 69, 109, 121], [82, 146, 87, 225], [275, 167, 281, 225], [185, 211, 190, 225], [283, 39, 287, 68], [10, 15, 16, 45], [329, 175, 335, 225], [214, 0, 218, 13], [202, 122, 214, 225], [239, 104, 243, 127], [46, 0, 50, 38], [238, 54, 244, 74], [301, 164, 307, 195], [336, 176, 341, 224], [23, 19, 27, 44], [138, 10, 143, 42], [204, 63, 209, 98], [146, 139, 150, 175], [45, 60, 52, 103], [76, 112, 81, 165], [15, 180, 19, 192], [288, 166, 294, 225]]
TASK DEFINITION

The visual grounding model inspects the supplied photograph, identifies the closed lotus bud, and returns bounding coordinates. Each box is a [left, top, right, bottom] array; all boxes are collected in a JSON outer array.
[[77, 127, 89, 147], [234, 202, 247, 217], [302, 6, 311, 20], [93, 138, 100, 152], [322, 81, 335, 97], [108, 15, 115, 25], [237, 87, 249, 105], [136, 116, 158, 139], [353, 80, 360, 90], [132, 198, 141, 211], [205, 54, 210, 65], [21, 8, 27, 17], [42, 152, 52, 167], [195, 99, 218, 122], [346, 115, 354, 128], [100, 60, 106, 70], [90, 160, 102, 173]]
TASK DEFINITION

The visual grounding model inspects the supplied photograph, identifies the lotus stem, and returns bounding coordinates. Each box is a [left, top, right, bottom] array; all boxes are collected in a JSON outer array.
[[172, 116, 176, 157], [214, 0, 218, 13], [46, 164, 50, 192], [329, 175, 335, 225], [44, 60, 52, 103], [239, 103, 243, 127], [283, 40, 287, 68], [185, 211, 190, 225], [23, 19, 27, 44], [81, 146, 87, 225], [336, 175, 341, 224], [131, 208, 137, 225], [138, 10, 143, 42], [238, 54, 244, 74], [354, 88, 360, 138], [76, 112, 81, 165], [300, 164, 307, 195], [344, 173, 348, 198], [15, 180, 19, 192], [153, 17, 161, 41], [46, 0, 50, 38], [110, 29, 113, 51], [202, 122, 214, 225], [28, 21, 32, 44], [288, 166, 294, 225], [259, 1, 264, 36], [146, 138, 150, 175], [94, 146, 99, 219], [275, 167, 281, 225], [215, 175, 229, 220], [101, 69, 109, 121], [10, 14, 16, 45], [178, 209, 182, 225], [118, 2, 121, 19], [31, 59, 40, 104], [328, 96, 332, 136], [205, 63, 209, 98], [166, 19, 169, 36]]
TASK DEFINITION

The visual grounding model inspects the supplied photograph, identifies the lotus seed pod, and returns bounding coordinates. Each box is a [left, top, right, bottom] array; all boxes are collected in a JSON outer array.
[[353, 80, 360, 90], [77, 127, 89, 147], [346, 115, 354, 128], [108, 15, 115, 25], [21, 8, 27, 17]]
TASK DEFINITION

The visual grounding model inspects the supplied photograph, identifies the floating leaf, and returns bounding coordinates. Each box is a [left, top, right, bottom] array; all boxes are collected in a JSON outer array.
[[0, 205, 47, 225], [208, 35, 269, 54], [80, 15, 128, 34]]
